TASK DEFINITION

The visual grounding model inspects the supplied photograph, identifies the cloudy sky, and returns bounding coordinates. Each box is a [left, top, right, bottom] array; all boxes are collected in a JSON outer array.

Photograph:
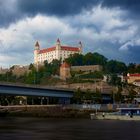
[[0, 0, 140, 67]]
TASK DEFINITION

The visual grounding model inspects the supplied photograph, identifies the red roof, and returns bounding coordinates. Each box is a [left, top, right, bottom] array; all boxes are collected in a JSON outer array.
[[61, 62, 70, 68], [39, 46, 80, 54], [39, 47, 56, 54], [61, 46, 80, 51], [129, 74, 140, 77]]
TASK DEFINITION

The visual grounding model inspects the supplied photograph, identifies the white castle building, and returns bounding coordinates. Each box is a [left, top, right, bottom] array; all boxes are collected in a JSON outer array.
[[34, 39, 83, 64]]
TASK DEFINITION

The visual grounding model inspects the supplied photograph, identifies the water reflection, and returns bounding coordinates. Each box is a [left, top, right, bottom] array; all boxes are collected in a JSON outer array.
[[0, 118, 140, 140]]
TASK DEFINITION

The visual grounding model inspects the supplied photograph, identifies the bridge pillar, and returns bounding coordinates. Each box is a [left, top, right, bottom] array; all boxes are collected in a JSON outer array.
[[58, 97, 70, 104]]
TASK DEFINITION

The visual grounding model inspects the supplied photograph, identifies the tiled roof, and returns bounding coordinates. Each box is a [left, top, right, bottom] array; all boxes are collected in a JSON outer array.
[[39, 47, 56, 54], [61, 62, 70, 68], [129, 74, 140, 77], [61, 46, 80, 51], [39, 46, 80, 54]]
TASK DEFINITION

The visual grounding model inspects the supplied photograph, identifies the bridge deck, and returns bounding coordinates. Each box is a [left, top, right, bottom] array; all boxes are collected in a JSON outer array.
[[0, 84, 73, 98]]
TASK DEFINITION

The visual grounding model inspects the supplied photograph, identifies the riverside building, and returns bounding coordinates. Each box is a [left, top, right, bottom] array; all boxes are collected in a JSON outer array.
[[34, 39, 83, 65]]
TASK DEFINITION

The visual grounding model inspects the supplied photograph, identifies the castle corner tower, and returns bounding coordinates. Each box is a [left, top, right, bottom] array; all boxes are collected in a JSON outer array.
[[34, 41, 40, 64], [79, 41, 83, 53], [56, 38, 61, 60]]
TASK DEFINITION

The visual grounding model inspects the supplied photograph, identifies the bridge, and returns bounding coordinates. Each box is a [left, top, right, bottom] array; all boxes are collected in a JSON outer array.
[[0, 84, 74, 98]]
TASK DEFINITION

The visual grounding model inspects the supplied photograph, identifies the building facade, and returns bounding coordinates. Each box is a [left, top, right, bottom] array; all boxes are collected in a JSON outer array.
[[0, 65, 30, 77], [127, 73, 140, 84], [34, 39, 82, 65]]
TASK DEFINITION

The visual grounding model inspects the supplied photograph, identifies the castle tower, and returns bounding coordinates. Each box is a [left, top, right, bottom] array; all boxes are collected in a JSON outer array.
[[56, 38, 61, 60], [79, 41, 83, 53], [34, 41, 40, 64], [60, 62, 71, 80], [56, 38, 61, 50]]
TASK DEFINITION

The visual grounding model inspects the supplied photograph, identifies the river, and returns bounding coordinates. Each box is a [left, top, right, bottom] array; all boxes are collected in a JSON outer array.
[[0, 117, 140, 140]]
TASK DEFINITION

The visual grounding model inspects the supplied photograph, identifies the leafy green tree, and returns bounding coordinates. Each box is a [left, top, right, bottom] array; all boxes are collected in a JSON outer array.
[[127, 88, 137, 103], [93, 88, 102, 103], [73, 88, 83, 104], [109, 74, 122, 86], [50, 59, 61, 75], [65, 53, 84, 66], [115, 86, 123, 103], [29, 63, 35, 70], [135, 65, 140, 73], [106, 60, 127, 74], [83, 89, 92, 102], [83, 52, 95, 65], [92, 52, 107, 66], [127, 63, 136, 73]]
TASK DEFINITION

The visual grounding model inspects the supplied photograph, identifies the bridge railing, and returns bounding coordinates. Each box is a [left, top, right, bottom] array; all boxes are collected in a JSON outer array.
[[64, 104, 140, 111]]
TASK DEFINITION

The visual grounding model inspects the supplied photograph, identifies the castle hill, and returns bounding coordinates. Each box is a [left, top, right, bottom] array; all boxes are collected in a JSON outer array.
[[0, 38, 140, 116]]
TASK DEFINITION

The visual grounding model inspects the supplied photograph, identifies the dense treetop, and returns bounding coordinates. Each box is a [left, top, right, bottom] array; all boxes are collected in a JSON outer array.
[[0, 52, 139, 85]]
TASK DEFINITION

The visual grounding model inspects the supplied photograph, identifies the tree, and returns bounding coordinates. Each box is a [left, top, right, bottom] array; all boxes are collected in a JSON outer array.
[[92, 52, 107, 66], [83, 52, 95, 65], [127, 88, 137, 103], [106, 60, 127, 74], [109, 74, 122, 86], [73, 88, 83, 104], [83, 89, 92, 103], [127, 63, 136, 73], [114, 86, 123, 103], [93, 88, 102, 103], [65, 53, 84, 66], [29, 63, 35, 70]]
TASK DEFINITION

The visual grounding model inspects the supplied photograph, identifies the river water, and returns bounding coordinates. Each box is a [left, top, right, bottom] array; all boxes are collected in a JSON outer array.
[[0, 117, 140, 140]]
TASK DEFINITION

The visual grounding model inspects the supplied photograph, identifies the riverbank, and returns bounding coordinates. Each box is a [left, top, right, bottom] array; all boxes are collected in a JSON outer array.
[[0, 105, 95, 118], [90, 113, 140, 121]]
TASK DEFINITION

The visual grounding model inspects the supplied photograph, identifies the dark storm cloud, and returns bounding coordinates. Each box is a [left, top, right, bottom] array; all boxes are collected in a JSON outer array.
[[1, 0, 140, 27], [102, 0, 140, 18], [0, 0, 21, 27], [17, 0, 99, 16], [17, 0, 140, 17]]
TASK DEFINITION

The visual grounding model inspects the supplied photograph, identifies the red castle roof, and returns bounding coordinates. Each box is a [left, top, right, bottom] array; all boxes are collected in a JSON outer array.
[[39, 46, 80, 54], [39, 46, 56, 54], [61, 46, 80, 51]]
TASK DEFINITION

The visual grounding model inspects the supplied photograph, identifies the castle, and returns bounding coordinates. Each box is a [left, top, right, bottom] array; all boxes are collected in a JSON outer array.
[[34, 39, 82, 64]]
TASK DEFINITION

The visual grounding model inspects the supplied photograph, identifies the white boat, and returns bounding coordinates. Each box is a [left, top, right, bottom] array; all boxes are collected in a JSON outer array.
[[90, 108, 140, 120]]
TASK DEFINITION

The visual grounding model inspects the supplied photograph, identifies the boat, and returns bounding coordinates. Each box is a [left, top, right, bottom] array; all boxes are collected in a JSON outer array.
[[90, 108, 140, 120]]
